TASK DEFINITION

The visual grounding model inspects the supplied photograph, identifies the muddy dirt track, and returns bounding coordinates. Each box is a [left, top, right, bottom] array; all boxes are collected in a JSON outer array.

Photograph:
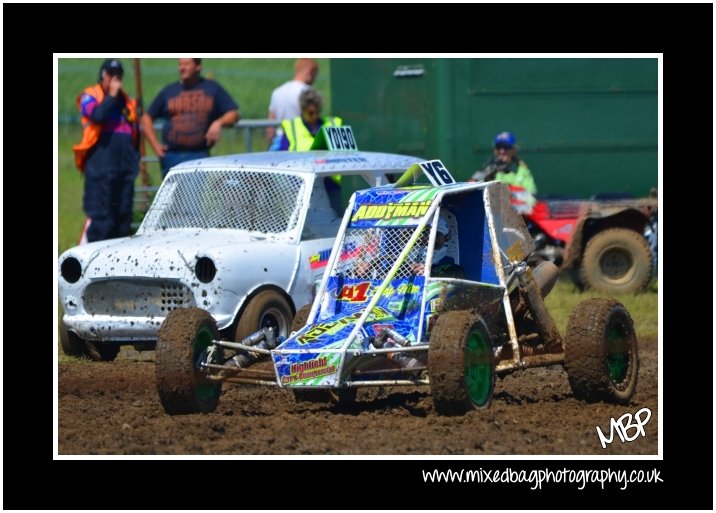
[[58, 337, 657, 455]]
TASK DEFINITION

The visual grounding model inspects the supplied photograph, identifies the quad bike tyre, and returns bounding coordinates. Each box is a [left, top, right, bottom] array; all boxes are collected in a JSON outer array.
[[156, 308, 224, 414], [564, 298, 638, 404], [234, 290, 294, 342], [579, 228, 652, 294], [289, 304, 357, 404], [429, 311, 494, 415]]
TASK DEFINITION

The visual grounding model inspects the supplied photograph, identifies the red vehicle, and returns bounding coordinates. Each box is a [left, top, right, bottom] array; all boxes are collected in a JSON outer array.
[[510, 185, 657, 295]]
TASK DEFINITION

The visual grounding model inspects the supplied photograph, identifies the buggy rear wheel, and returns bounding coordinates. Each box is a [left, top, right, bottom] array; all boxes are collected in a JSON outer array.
[[564, 298, 638, 404], [429, 311, 494, 415], [156, 308, 224, 414]]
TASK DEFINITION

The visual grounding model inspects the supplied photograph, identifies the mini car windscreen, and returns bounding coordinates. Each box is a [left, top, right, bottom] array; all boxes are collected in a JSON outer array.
[[139, 169, 307, 234]]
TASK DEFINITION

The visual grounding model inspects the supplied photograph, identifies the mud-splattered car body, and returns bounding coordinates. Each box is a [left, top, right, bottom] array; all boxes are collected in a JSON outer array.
[[58, 150, 423, 359]]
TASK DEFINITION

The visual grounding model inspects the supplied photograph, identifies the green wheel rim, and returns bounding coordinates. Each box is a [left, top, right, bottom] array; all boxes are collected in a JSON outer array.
[[606, 324, 629, 384], [464, 330, 492, 407], [193, 326, 219, 402]]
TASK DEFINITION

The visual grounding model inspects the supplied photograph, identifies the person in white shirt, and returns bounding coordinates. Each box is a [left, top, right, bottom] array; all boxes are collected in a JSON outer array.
[[266, 58, 319, 149]]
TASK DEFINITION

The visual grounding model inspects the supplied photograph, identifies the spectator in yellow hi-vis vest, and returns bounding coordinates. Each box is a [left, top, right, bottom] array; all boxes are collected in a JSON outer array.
[[277, 89, 342, 150], [278, 89, 343, 212]]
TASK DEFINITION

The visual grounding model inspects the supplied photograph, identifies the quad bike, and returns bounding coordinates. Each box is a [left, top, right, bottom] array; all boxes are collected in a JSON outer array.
[[471, 169, 657, 294], [155, 161, 639, 415], [521, 187, 657, 295]]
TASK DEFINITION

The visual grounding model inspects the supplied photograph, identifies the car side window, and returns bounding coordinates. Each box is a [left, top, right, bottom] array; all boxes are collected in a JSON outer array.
[[301, 177, 342, 240]]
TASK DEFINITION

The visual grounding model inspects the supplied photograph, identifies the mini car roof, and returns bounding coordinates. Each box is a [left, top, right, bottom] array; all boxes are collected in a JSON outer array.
[[168, 151, 423, 176]]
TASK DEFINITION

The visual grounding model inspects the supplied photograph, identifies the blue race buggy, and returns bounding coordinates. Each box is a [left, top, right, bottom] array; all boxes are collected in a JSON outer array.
[[155, 160, 639, 415]]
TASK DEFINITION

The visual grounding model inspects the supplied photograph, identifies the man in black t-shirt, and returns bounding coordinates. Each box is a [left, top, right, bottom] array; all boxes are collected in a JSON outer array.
[[142, 58, 239, 178]]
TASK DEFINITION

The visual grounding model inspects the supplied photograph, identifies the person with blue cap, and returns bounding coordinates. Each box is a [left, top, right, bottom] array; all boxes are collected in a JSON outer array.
[[470, 132, 537, 207]]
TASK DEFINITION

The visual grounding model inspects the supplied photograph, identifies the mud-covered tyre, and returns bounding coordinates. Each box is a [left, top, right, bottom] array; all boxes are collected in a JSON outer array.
[[564, 298, 638, 404], [580, 228, 652, 294], [429, 311, 494, 415], [84, 340, 120, 362], [235, 290, 293, 342], [59, 320, 87, 357], [156, 308, 224, 415], [291, 304, 313, 333], [293, 388, 357, 404]]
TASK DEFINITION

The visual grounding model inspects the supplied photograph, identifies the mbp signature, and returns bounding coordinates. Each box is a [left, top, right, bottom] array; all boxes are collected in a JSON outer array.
[[596, 407, 652, 449]]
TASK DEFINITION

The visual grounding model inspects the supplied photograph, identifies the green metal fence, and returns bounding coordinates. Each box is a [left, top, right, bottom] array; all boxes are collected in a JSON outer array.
[[331, 58, 657, 198]]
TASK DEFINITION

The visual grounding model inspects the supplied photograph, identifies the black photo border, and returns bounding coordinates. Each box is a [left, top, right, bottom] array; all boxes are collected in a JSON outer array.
[[4, 2, 710, 510]]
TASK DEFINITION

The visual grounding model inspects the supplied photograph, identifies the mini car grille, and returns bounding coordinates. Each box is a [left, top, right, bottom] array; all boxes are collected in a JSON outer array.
[[83, 280, 195, 317], [139, 169, 306, 234]]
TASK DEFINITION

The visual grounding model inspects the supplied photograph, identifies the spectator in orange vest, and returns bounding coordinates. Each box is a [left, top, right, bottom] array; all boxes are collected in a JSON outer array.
[[73, 59, 139, 242]]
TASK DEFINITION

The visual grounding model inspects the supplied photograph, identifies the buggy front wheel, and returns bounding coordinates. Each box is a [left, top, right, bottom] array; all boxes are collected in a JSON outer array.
[[155, 308, 224, 414], [429, 311, 494, 415]]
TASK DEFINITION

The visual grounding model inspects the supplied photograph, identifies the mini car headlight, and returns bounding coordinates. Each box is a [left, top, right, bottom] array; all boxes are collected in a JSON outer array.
[[60, 257, 82, 283], [195, 257, 217, 283]]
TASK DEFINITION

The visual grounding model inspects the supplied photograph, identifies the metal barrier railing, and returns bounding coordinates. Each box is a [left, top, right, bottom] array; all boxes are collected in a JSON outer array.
[[142, 119, 281, 162], [234, 118, 282, 155], [140, 118, 280, 165], [133, 119, 281, 226]]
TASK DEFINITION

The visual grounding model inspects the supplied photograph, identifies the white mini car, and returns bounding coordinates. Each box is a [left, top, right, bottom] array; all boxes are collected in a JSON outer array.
[[58, 149, 422, 360]]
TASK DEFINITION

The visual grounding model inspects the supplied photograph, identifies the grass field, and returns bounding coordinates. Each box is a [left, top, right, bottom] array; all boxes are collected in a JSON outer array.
[[545, 278, 658, 340]]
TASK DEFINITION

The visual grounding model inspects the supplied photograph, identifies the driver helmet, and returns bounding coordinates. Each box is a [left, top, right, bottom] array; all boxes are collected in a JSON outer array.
[[432, 213, 450, 263]]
